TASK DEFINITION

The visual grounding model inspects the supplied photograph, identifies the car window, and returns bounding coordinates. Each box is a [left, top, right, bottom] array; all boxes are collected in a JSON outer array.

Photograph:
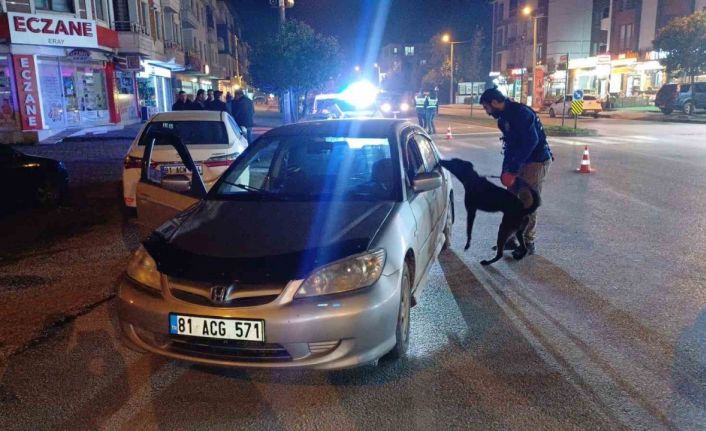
[[414, 135, 439, 172], [226, 115, 242, 136], [680, 84, 691, 93], [213, 135, 396, 201], [404, 136, 425, 185], [566, 95, 573, 102], [138, 121, 229, 146]]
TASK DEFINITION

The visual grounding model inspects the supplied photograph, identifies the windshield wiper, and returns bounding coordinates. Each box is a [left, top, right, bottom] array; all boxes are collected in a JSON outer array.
[[224, 182, 267, 193], [220, 181, 287, 200]]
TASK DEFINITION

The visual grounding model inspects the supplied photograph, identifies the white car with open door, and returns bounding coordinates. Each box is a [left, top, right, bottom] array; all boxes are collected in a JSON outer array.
[[122, 111, 248, 209]]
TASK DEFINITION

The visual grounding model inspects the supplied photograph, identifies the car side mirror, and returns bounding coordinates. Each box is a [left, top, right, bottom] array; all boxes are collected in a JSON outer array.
[[413, 171, 442, 193]]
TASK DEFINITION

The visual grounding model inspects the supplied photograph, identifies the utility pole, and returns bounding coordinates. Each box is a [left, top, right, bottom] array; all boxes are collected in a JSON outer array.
[[279, 0, 286, 25], [449, 42, 454, 104]]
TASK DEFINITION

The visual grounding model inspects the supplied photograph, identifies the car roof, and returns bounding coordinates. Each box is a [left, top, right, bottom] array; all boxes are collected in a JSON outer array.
[[150, 111, 224, 122], [262, 119, 413, 138]]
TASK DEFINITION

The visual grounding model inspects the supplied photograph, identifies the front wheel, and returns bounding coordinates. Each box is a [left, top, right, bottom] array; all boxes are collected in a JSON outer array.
[[36, 177, 63, 208], [382, 263, 412, 361], [548, 108, 555, 118], [683, 102, 695, 116]]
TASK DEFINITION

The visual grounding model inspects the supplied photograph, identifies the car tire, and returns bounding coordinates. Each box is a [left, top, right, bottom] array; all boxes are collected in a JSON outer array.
[[660, 108, 673, 115], [382, 263, 412, 361], [549, 108, 555, 118], [36, 177, 63, 208], [593, 112, 599, 118], [683, 102, 695, 116], [442, 198, 454, 251]]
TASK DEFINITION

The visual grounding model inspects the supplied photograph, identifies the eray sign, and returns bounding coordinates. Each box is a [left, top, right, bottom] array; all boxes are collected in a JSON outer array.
[[8, 12, 98, 49], [12, 55, 43, 130]]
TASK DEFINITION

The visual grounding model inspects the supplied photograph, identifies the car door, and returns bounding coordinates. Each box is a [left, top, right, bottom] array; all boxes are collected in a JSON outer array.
[[402, 130, 435, 286], [414, 133, 447, 252], [135, 130, 208, 234], [694, 83, 706, 109]]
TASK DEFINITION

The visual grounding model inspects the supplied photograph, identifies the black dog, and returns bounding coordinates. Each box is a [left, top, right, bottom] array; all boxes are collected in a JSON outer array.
[[440, 158, 541, 266]]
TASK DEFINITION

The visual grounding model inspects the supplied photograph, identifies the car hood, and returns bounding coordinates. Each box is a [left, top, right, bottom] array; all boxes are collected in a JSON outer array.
[[143, 200, 396, 283]]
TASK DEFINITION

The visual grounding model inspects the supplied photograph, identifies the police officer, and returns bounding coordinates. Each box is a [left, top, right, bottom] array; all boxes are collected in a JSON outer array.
[[425, 91, 438, 134], [480, 87, 553, 255], [414, 91, 427, 130]]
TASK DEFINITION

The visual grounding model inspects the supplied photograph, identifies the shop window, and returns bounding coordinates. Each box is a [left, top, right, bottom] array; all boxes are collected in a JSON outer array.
[[405, 46, 414, 56], [36, 0, 74, 12], [0, 57, 18, 131]]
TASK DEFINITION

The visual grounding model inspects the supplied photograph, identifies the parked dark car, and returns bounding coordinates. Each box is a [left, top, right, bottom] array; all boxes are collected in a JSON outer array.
[[655, 82, 706, 115], [0, 145, 68, 208]]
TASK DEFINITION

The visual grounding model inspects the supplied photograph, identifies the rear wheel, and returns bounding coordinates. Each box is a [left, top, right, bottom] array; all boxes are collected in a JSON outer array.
[[382, 263, 412, 360], [683, 102, 695, 116], [548, 108, 555, 118]]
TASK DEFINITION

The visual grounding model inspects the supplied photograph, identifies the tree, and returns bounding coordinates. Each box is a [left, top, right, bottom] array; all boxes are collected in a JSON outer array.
[[457, 27, 487, 83], [250, 20, 342, 121], [653, 12, 706, 83]]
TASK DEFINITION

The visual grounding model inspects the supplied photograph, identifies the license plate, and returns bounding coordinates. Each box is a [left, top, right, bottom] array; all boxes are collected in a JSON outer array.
[[169, 314, 264, 342], [160, 164, 203, 176]]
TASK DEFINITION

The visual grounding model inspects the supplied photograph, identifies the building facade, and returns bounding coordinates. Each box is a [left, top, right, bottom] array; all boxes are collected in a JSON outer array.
[[491, 0, 548, 105], [0, 0, 244, 143], [491, 0, 706, 106]]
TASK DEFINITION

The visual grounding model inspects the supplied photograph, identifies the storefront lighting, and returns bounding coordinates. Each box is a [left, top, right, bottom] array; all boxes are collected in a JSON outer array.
[[191, 78, 198, 83]]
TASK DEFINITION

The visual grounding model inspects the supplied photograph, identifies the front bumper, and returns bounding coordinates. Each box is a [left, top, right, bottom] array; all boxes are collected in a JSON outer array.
[[117, 271, 401, 370]]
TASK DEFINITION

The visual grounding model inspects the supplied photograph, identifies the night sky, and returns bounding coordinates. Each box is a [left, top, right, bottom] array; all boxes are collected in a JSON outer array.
[[233, 0, 492, 60]]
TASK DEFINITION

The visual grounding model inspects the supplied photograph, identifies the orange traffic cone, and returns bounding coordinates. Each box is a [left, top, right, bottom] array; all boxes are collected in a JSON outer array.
[[576, 145, 594, 173], [445, 125, 453, 140]]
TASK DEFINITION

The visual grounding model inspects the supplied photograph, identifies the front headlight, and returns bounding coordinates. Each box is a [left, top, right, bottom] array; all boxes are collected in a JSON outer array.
[[126, 246, 162, 290], [400, 102, 410, 112], [295, 249, 386, 298], [381, 103, 392, 113]]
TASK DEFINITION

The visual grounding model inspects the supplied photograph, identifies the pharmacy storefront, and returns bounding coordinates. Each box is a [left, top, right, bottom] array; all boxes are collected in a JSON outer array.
[[0, 12, 119, 143]]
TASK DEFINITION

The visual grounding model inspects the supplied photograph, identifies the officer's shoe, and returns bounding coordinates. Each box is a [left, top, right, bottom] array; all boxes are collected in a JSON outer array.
[[526, 242, 536, 255]]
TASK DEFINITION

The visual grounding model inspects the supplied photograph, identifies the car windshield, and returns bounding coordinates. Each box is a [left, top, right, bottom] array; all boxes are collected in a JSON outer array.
[[138, 121, 228, 146], [314, 98, 357, 113], [213, 135, 396, 201]]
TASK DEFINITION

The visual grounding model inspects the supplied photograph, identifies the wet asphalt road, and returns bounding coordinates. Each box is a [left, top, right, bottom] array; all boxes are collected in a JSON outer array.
[[1, 117, 706, 430]]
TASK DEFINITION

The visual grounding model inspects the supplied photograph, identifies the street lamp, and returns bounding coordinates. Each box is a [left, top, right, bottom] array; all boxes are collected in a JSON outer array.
[[522, 5, 545, 108], [354, 65, 361, 73], [442, 33, 471, 105]]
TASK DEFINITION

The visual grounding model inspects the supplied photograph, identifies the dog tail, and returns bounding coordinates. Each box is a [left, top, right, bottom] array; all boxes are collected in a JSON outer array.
[[514, 177, 541, 215]]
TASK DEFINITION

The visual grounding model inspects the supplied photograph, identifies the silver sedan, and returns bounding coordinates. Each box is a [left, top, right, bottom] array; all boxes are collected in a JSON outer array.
[[118, 119, 454, 369]]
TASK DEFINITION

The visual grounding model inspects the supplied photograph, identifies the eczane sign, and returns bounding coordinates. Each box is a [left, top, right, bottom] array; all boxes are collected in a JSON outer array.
[[8, 12, 98, 49]]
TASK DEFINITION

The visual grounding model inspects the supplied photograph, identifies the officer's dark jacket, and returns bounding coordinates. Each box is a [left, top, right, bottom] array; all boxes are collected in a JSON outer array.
[[496, 101, 552, 173]]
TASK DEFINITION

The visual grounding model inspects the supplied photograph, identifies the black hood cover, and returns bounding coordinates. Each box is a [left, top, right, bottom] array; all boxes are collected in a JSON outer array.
[[143, 200, 394, 283]]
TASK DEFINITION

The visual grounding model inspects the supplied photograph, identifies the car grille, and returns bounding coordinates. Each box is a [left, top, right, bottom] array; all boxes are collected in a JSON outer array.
[[168, 276, 286, 307], [168, 335, 292, 362]]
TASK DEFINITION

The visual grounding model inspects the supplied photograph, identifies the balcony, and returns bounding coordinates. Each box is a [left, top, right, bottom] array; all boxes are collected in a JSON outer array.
[[185, 51, 204, 73], [164, 40, 185, 66], [162, 0, 180, 13], [114, 21, 165, 58], [181, 0, 199, 29]]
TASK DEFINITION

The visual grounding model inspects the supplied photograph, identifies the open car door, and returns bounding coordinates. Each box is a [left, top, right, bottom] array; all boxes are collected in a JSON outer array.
[[136, 130, 208, 234]]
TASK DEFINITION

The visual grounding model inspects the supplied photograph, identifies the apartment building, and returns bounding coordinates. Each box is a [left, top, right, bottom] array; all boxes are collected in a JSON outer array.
[[490, 0, 548, 104], [379, 43, 431, 93], [0, 0, 243, 143]]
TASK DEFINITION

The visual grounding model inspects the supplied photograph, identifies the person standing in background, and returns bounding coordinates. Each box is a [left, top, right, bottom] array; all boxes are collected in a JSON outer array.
[[230, 89, 255, 143]]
